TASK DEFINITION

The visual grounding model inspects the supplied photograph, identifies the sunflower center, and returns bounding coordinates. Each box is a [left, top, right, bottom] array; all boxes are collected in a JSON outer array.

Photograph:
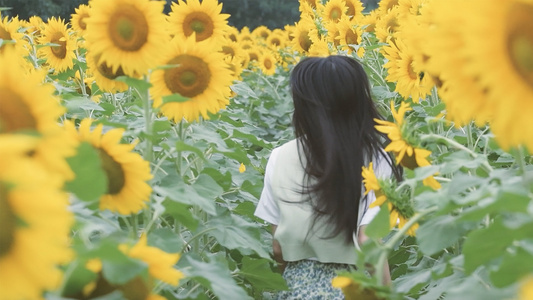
[[407, 59, 418, 80], [164, 55, 211, 98], [346, 2, 355, 18], [249, 52, 259, 62], [79, 13, 89, 30], [183, 12, 214, 42], [221, 45, 235, 57], [396, 151, 418, 170], [50, 32, 67, 59], [264, 58, 273, 69], [507, 3, 533, 87], [270, 37, 281, 46], [228, 33, 237, 42], [95, 55, 126, 80], [330, 7, 343, 22], [298, 31, 312, 52], [108, 5, 148, 52], [345, 29, 359, 45], [97, 149, 125, 195], [0, 88, 37, 133], [0, 183, 16, 257]]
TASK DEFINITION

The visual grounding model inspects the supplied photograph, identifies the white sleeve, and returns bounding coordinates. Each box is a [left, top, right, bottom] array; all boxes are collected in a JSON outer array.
[[254, 148, 280, 225], [359, 153, 393, 226]]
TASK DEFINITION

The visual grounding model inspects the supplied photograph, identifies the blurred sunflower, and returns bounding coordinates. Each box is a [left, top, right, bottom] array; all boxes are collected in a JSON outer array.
[[252, 25, 271, 41], [26, 16, 44, 37], [38, 17, 76, 73], [362, 161, 418, 236], [383, 37, 434, 102], [292, 16, 316, 53], [375, 6, 401, 42], [374, 101, 440, 190], [86, 51, 129, 93], [378, 0, 400, 12], [266, 32, 286, 50], [85, 0, 169, 76], [168, 0, 229, 45], [120, 235, 184, 286], [336, 18, 364, 57], [259, 51, 277, 76], [70, 4, 91, 37], [0, 135, 73, 300], [224, 55, 244, 81], [360, 9, 379, 32], [397, 0, 428, 19], [150, 36, 233, 122], [0, 49, 75, 180], [239, 26, 253, 43], [321, 0, 347, 24], [244, 45, 262, 65], [345, 0, 364, 20], [458, 0, 533, 150], [224, 25, 240, 42], [65, 119, 153, 215], [0, 16, 25, 54], [308, 36, 333, 57]]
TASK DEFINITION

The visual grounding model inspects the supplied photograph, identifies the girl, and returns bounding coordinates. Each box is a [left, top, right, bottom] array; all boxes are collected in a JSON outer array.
[[254, 55, 402, 299]]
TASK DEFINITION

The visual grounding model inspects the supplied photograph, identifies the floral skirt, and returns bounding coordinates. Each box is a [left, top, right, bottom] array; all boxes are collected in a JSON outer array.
[[276, 260, 355, 300]]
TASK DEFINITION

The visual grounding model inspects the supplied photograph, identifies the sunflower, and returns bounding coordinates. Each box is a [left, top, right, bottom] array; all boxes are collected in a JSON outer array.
[[360, 9, 379, 32], [150, 36, 233, 122], [85, 0, 169, 76], [378, 0, 400, 12], [252, 25, 271, 41], [259, 51, 277, 76], [454, 0, 533, 150], [291, 16, 316, 53], [0, 16, 25, 54], [362, 161, 418, 236], [322, 0, 347, 24], [167, 0, 229, 45], [224, 55, 244, 81], [336, 18, 365, 57], [397, 0, 428, 19], [224, 25, 240, 42], [244, 45, 262, 65], [300, 0, 318, 16], [86, 51, 129, 93], [375, 6, 401, 42], [266, 32, 287, 50], [70, 4, 91, 37], [65, 119, 153, 215], [120, 235, 184, 286], [38, 17, 76, 73], [374, 101, 441, 190], [239, 26, 254, 43], [0, 48, 75, 180], [345, 0, 365, 21], [0, 135, 73, 300], [309, 36, 333, 57], [383, 37, 434, 102]]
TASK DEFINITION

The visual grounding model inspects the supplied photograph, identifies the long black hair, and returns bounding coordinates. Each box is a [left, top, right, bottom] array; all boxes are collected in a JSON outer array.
[[290, 55, 402, 243]]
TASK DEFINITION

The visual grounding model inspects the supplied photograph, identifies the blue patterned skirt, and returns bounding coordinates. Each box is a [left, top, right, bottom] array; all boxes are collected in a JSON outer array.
[[276, 260, 355, 300]]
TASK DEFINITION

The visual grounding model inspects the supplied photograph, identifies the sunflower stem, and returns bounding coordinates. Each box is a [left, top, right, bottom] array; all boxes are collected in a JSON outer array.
[[466, 123, 474, 150], [420, 134, 493, 173], [374, 206, 438, 285]]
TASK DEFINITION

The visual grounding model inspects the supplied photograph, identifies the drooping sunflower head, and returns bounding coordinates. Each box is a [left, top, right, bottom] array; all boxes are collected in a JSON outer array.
[[38, 17, 76, 73], [85, 0, 170, 76], [150, 36, 234, 122], [70, 3, 91, 37], [168, 0, 229, 45]]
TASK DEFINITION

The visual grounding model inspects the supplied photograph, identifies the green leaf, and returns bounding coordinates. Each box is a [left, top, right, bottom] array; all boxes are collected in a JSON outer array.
[[490, 246, 533, 287], [184, 256, 253, 300], [65, 142, 107, 202], [417, 215, 469, 255], [116, 76, 152, 91], [238, 257, 288, 291], [365, 203, 390, 240], [175, 140, 206, 161], [154, 171, 217, 215], [148, 228, 184, 253], [90, 240, 148, 285], [231, 81, 258, 99], [203, 207, 270, 258], [162, 200, 200, 231], [162, 93, 190, 104]]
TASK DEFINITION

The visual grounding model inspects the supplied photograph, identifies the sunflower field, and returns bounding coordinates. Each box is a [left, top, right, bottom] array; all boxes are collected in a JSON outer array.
[[1, 0, 533, 299]]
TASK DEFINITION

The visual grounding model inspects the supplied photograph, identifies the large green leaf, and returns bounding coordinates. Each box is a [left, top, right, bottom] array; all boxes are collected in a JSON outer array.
[[65, 141, 107, 202], [184, 256, 253, 300], [238, 257, 288, 291]]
